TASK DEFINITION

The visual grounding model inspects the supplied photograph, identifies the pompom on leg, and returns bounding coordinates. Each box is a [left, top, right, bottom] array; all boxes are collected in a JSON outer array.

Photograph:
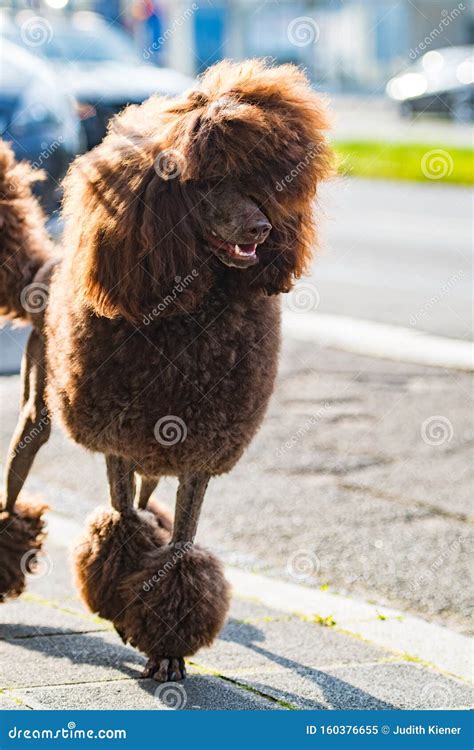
[[0, 499, 48, 602], [73, 501, 230, 681], [73, 503, 171, 620], [120, 541, 231, 681]]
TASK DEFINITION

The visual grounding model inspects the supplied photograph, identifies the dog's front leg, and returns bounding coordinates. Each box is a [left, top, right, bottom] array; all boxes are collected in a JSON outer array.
[[142, 472, 211, 682], [171, 473, 210, 545]]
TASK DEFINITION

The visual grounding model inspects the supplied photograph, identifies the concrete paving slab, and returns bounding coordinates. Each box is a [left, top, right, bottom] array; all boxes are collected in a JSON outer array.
[[9, 674, 279, 711], [222, 663, 472, 711], [0, 631, 145, 690], [227, 569, 473, 683], [0, 598, 107, 641], [322, 663, 473, 710], [196, 612, 389, 673]]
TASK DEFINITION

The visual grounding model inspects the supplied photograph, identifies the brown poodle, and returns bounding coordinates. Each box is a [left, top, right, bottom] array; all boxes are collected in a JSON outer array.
[[0, 59, 332, 681]]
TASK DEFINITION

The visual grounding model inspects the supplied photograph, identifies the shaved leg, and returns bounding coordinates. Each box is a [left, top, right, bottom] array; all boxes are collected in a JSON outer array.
[[172, 473, 210, 544], [105, 455, 135, 514], [2, 331, 50, 512]]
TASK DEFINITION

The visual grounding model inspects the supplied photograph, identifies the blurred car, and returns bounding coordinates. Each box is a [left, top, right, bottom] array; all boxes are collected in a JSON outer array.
[[1, 10, 194, 149], [0, 38, 81, 210], [386, 46, 474, 122]]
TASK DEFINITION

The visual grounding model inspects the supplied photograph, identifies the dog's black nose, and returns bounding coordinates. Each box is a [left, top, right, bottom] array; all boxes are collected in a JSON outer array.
[[247, 218, 272, 242]]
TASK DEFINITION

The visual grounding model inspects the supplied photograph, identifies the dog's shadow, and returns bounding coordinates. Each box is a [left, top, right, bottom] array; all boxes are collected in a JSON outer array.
[[0, 620, 396, 710], [0, 623, 144, 682]]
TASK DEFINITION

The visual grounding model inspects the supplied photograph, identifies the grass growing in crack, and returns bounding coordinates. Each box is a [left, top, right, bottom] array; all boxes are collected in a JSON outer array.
[[314, 614, 337, 628], [220, 675, 297, 710], [0, 689, 25, 707], [23, 592, 109, 627], [187, 661, 298, 709]]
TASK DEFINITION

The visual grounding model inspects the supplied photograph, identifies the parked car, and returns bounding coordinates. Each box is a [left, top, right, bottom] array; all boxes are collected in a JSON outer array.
[[0, 38, 81, 210], [2, 10, 194, 149], [386, 46, 474, 122]]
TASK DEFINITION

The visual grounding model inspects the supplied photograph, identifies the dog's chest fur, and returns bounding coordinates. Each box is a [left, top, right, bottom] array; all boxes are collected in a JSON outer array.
[[45, 279, 280, 477]]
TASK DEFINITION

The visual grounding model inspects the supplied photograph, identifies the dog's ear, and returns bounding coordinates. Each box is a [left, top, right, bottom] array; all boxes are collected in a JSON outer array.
[[63, 138, 205, 322]]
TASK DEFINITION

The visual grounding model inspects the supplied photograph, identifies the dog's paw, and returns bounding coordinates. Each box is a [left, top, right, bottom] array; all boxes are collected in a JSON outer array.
[[143, 656, 186, 682]]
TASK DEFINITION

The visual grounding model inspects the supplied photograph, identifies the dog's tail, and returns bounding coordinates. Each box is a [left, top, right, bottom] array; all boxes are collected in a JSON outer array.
[[0, 139, 54, 321]]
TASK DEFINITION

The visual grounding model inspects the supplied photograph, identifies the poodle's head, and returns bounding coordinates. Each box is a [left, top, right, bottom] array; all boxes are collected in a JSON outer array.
[[64, 59, 333, 322]]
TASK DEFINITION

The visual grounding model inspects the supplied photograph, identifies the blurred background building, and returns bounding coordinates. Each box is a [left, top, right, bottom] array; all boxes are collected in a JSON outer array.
[[2, 0, 473, 90]]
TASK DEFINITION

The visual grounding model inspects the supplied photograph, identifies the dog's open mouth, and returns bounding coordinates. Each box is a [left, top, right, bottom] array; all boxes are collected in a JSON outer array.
[[207, 235, 261, 269]]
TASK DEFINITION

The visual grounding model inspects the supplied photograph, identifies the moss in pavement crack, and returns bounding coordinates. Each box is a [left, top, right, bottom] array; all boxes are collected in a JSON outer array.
[[22, 593, 110, 627]]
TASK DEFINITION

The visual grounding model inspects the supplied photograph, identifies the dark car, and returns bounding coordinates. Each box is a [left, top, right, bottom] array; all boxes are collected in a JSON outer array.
[[0, 38, 81, 210], [2, 10, 194, 149], [386, 46, 474, 122]]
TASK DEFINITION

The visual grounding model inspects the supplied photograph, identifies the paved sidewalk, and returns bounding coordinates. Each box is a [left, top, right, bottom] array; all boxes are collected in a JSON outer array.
[[0, 338, 472, 710], [0, 527, 471, 711]]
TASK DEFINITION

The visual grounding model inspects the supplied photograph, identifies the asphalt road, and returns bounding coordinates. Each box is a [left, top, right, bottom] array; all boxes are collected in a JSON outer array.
[[313, 178, 472, 340]]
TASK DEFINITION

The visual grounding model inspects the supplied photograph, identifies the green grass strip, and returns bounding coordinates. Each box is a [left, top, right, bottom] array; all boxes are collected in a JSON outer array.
[[333, 140, 474, 185]]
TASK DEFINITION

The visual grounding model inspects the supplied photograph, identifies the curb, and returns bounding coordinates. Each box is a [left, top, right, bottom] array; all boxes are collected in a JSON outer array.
[[282, 311, 474, 371]]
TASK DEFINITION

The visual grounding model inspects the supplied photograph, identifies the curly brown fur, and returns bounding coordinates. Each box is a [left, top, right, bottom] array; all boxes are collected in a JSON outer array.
[[0, 140, 54, 321], [0, 499, 48, 601], [74, 505, 230, 668]]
